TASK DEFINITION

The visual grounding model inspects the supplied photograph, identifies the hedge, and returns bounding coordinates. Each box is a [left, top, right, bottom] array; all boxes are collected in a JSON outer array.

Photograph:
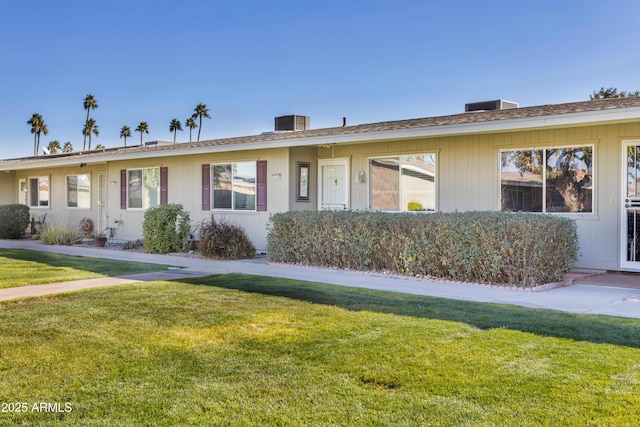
[[142, 203, 191, 254], [0, 204, 30, 239], [267, 211, 579, 287]]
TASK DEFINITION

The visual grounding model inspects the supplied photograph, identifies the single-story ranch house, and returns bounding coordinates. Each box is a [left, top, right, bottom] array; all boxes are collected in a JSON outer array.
[[2, 97, 640, 272]]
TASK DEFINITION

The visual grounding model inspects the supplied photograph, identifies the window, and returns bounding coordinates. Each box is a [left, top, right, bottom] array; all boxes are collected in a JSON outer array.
[[18, 179, 27, 205], [29, 177, 49, 207], [127, 168, 160, 209], [369, 154, 436, 211], [500, 146, 593, 213], [212, 161, 256, 210], [296, 162, 310, 202], [67, 174, 91, 208]]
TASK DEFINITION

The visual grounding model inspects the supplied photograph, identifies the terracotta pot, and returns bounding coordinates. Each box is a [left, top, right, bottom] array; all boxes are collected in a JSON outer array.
[[95, 237, 107, 247]]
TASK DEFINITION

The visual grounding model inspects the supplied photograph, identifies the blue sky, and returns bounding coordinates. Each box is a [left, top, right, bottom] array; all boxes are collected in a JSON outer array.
[[1, 0, 638, 159]]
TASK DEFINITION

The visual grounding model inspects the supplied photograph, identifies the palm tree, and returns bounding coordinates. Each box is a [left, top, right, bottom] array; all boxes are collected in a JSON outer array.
[[135, 121, 149, 145], [83, 118, 99, 150], [83, 94, 98, 150], [192, 103, 211, 142], [120, 125, 132, 147], [169, 118, 183, 143], [27, 113, 48, 156], [185, 117, 197, 143], [63, 141, 73, 153], [47, 140, 61, 154]]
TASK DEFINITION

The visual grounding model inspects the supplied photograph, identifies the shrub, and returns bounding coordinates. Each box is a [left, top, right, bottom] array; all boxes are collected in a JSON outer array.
[[119, 239, 144, 250], [142, 203, 191, 254], [41, 225, 83, 246], [267, 211, 579, 287], [0, 204, 30, 239], [407, 201, 424, 211], [122, 240, 138, 250], [198, 216, 256, 260]]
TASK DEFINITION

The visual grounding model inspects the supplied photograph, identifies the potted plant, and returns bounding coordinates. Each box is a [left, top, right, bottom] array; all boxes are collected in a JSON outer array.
[[94, 232, 107, 247]]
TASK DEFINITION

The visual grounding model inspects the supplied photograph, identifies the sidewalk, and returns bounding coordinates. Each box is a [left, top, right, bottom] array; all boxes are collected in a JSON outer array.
[[1, 239, 639, 319]]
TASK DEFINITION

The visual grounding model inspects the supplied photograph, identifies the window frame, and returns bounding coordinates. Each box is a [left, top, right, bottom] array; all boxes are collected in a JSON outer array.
[[368, 153, 437, 212], [210, 161, 258, 212], [28, 176, 50, 208], [66, 173, 91, 209], [499, 144, 595, 215]]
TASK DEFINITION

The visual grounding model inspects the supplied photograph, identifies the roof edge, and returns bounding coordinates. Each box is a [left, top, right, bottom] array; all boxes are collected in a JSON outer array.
[[3, 98, 640, 170]]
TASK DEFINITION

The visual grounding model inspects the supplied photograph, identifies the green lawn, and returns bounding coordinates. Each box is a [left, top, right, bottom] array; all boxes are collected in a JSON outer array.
[[0, 273, 639, 426], [0, 249, 171, 288]]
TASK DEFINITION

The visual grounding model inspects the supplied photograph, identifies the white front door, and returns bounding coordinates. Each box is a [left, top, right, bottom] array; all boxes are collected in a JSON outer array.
[[318, 158, 350, 210], [621, 143, 640, 271]]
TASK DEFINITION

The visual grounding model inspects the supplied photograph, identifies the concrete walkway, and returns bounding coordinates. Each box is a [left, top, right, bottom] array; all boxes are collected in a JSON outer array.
[[1, 240, 639, 319]]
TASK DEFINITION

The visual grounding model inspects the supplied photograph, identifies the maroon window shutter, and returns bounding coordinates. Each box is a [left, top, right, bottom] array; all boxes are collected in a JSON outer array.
[[256, 160, 267, 211], [160, 167, 168, 205], [120, 169, 127, 209], [202, 164, 211, 210]]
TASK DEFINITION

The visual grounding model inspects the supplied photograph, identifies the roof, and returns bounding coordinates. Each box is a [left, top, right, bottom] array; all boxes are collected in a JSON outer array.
[[3, 97, 640, 170]]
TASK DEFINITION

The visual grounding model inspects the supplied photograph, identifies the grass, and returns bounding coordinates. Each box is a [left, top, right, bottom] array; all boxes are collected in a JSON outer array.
[[0, 249, 171, 288], [0, 273, 639, 426]]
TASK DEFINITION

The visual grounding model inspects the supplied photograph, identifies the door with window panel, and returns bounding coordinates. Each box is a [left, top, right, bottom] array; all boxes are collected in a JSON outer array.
[[318, 159, 350, 210], [623, 143, 640, 270]]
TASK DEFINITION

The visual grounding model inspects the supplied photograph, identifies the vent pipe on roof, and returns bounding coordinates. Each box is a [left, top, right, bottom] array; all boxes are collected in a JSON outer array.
[[465, 100, 519, 112]]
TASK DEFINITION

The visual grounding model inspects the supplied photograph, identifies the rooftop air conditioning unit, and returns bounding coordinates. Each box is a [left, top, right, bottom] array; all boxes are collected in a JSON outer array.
[[465, 100, 519, 112], [275, 115, 310, 131], [144, 141, 175, 147]]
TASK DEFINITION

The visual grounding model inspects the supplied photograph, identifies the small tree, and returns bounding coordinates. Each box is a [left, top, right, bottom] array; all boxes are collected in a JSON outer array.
[[185, 117, 197, 143], [83, 118, 99, 150], [120, 125, 132, 146], [47, 140, 61, 154], [169, 118, 183, 142], [136, 121, 149, 145], [590, 87, 640, 99], [192, 103, 211, 142], [27, 113, 48, 156], [63, 141, 74, 152], [142, 203, 191, 254], [83, 94, 98, 150]]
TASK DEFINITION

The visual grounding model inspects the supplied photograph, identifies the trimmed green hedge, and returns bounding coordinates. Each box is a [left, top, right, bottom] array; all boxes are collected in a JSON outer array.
[[267, 211, 579, 287], [142, 203, 191, 254], [0, 204, 30, 239]]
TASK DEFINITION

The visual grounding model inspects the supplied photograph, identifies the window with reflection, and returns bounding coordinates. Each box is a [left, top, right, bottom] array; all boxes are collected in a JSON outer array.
[[627, 145, 640, 198], [500, 146, 593, 213], [29, 177, 49, 207], [212, 161, 256, 210], [67, 174, 91, 208], [128, 168, 160, 209], [369, 154, 436, 211]]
